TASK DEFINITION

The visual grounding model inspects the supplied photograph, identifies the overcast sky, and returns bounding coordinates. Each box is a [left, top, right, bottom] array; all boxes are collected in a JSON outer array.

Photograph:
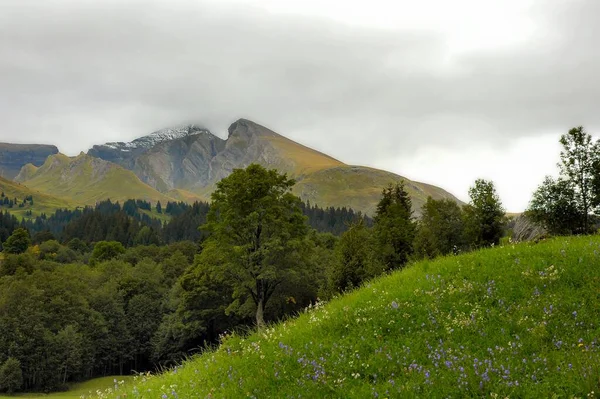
[[1, 0, 599, 212]]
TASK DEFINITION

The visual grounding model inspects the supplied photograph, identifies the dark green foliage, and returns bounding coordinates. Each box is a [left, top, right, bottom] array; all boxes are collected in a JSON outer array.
[[527, 127, 600, 235], [414, 197, 465, 258], [559, 127, 598, 232], [329, 219, 379, 293], [3, 227, 31, 254], [200, 164, 310, 329], [90, 241, 125, 264], [300, 202, 371, 235], [372, 182, 416, 270], [527, 176, 581, 235], [31, 230, 56, 244], [0, 357, 23, 393], [0, 253, 36, 276], [67, 237, 89, 253], [463, 179, 505, 248]]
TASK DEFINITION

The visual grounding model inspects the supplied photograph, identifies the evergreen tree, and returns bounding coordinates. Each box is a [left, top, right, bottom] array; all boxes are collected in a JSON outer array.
[[414, 197, 464, 258], [330, 219, 379, 293], [463, 179, 505, 248], [372, 182, 416, 270]]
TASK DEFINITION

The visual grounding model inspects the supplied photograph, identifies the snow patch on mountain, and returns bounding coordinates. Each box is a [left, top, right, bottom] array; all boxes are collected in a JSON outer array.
[[103, 125, 212, 151]]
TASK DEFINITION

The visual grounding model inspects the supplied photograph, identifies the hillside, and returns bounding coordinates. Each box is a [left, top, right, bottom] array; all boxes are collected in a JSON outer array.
[[14, 153, 175, 206], [99, 236, 600, 398], [89, 119, 460, 215], [0, 143, 59, 180], [0, 175, 76, 218]]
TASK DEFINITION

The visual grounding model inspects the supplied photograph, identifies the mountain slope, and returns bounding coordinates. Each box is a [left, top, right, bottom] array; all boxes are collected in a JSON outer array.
[[0, 143, 59, 180], [89, 119, 460, 215], [0, 175, 76, 217], [98, 236, 600, 398], [14, 153, 175, 205]]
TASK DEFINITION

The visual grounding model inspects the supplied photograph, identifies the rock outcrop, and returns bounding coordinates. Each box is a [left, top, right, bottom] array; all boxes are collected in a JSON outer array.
[[0, 143, 59, 180]]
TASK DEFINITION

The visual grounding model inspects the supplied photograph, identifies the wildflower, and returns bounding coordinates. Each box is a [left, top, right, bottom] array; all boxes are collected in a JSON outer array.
[[391, 301, 399, 309]]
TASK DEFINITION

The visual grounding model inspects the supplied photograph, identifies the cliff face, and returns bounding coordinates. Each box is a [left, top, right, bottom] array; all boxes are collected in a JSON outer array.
[[89, 125, 226, 192], [0, 143, 59, 180]]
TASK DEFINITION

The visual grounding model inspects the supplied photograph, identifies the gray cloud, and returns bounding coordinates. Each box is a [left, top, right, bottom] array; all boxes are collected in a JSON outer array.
[[0, 0, 599, 208]]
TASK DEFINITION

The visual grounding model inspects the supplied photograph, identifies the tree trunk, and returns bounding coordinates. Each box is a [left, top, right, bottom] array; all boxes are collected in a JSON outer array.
[[256, 299, 265, 330]]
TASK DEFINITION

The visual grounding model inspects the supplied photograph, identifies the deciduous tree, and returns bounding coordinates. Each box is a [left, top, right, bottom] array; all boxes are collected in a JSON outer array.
[[200, 164, 309, 329]]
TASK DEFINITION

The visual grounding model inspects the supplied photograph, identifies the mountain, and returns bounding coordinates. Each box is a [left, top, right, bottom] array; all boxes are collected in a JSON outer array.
[[89, 119, 460, 215], [14, 153, 175, 206], [0, 143, 59, 180]]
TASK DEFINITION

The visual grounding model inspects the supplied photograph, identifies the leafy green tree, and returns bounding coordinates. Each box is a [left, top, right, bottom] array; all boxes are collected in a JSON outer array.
[[414, 197, 464, 258], [54, 325, 83, 384], [527, 176, 581, 235], [3, 228, 31, 254], [38, 239, 61, 261], [156, 201, 162, 214], [134, 226, 161, 246], [0, 253, 36, 276], [463, 179, 505, 248], [559, 127, 599, 232], [67, 238, 88, 254], [330, 219, 379, 293], [372, 182, 416, 270], [200, 164, 308, 329], [0, 357, 23, 393], [90, 241, 125, 264], [161, 251, 191, 287], [31, 230, 55, 245]]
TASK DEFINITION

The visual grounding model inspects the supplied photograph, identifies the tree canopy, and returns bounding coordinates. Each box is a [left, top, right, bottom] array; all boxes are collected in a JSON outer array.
[[199, 164, 310, 329]]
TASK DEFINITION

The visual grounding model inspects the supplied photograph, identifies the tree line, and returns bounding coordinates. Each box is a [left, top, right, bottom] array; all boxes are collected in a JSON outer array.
[[0, 198, 368, 250], [527, 126, 600, 235]]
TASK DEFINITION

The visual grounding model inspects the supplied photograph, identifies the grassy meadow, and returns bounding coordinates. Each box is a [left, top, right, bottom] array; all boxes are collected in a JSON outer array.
[[93, 236, 600, 398], [0, 377, 133, 399]]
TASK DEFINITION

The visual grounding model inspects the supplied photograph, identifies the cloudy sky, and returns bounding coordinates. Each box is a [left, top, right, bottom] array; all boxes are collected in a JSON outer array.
[[1, 0, 599, 212]]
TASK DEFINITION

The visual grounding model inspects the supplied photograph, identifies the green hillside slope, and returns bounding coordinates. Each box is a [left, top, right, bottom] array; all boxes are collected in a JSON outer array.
[[294, 165, 461, 216], [0, 175, 76, 218], [98, 236, 600, 398], [15, 153, 175, 206]]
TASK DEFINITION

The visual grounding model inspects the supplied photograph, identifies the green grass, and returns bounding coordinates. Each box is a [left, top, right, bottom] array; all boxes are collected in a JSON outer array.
[[0, 176, 78, 219], [294, 165, 462, 216], [96, 236, 600, 398], [0, 376, 133, 399]]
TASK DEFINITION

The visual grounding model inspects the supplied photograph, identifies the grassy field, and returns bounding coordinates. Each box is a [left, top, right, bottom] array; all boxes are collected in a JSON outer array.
[[96, 236, 600, 398], [0, 376, 134, 399], [0, 176, 78, 219], [294, 165, 463, 216]]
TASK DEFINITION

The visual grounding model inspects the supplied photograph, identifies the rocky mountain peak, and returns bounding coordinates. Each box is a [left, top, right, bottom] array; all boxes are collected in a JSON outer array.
[[102, 124, 213, 152], [227, 119, 278, 140]]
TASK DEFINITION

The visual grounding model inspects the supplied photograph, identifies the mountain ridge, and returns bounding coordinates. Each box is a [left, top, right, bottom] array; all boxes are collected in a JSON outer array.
[[6, 118, 460, 216], [89, 118, 460, 215]]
